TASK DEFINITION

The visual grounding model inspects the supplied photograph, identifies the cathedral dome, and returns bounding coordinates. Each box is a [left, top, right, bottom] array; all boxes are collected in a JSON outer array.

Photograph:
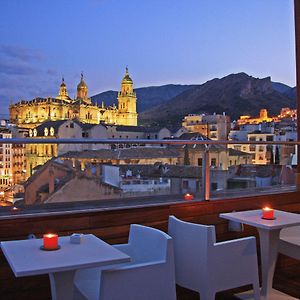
[[57, 77, 70, 101], [77, 73, 87, 88], [122, 67, 133, 84]]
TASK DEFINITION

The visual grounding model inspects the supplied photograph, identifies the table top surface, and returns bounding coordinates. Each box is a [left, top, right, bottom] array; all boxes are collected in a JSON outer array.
[[0, 234, 130, 277], [220, 210, 300, 230]]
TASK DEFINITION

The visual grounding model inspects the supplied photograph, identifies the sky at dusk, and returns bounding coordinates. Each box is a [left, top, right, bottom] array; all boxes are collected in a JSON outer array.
[[0, 0, 296, 117]]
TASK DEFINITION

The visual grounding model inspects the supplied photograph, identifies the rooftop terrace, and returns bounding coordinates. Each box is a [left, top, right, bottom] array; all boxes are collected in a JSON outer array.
[[0, 187, 300, 299]]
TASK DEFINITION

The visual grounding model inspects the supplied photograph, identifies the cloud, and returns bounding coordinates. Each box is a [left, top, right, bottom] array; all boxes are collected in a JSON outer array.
[[0, 44, 44, 62], [0, 74, 58, 101], [0, 61, 38, 76], [47, 69, 58, 76]]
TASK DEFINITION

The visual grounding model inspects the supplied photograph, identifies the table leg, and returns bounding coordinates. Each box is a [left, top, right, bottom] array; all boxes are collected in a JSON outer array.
[[49, 270, 76, 300], [257, 228, 280, 300]]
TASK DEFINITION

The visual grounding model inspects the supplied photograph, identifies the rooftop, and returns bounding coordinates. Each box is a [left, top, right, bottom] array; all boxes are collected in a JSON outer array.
[[60, 148, 179, 160]]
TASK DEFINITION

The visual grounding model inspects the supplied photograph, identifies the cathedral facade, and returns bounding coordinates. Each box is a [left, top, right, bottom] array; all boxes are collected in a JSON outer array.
[[9, 68, 138, 128]]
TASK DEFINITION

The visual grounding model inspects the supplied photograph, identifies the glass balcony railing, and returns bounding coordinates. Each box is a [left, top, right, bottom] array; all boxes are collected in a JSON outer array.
[[0, 138, 298, 213]]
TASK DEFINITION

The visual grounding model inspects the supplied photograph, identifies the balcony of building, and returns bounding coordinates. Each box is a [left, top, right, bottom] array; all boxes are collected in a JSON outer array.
[[0, 138, 299, 299]]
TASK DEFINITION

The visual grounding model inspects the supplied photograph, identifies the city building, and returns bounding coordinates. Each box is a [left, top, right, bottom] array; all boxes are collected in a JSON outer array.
[[9, 68, 137, 128], [0, 129, 12, 193], [176, 132, 251, 170], [237, 109, 274, 125], [247, 131, 275, 165], [24, 159, 121, 204], [102, 165, 171, 197], [278, 107, 297, 120], [60, 148, 179, 168], [182, 113, 230, 140], [26, 119, 109, 177], [107, 125, 171, 141], [11, 127, 27, 185]]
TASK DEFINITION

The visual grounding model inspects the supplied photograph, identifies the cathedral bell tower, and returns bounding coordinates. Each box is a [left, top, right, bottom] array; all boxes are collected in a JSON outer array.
[[57, 77, 71, 101], [117, 67, 137, 126], [76, 73, 90, 103]]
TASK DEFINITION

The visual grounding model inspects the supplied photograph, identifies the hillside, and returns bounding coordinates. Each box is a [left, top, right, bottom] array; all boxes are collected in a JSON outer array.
[[91, 84, 197, 112], [284, 86, 296, 99], [139, 73, 296, 126]]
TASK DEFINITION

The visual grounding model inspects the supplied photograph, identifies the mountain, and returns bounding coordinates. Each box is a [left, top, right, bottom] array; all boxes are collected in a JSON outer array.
[[91, 84, 197, 112], [284, 86, 296, 99], [272, 82, 296, 100], [139, 73, 296, 126], [272, 82, 293, 94]]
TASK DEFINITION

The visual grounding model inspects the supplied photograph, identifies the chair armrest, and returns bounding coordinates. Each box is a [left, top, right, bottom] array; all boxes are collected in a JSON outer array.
[[112, 260, 165, 271], [213, 236, 257, 260], [113, 243, 133, 256], [210, 237, 259, 288], [214, 236, 256, 248]]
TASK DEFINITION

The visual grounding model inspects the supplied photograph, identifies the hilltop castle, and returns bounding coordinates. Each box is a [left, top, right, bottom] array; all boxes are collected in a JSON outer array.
[[9, 68, 137, 128]]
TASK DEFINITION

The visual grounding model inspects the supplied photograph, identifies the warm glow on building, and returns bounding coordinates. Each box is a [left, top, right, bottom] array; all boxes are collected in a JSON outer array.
[[237, 109, 274, 125], [237, 108, 297, 126], [9, 68, 138, 128], [277, 107, 297, 120]]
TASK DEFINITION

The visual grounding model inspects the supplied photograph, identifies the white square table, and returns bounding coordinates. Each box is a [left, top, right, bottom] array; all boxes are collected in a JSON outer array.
[[220, 210, 300, 300], [1, 234, 130, 300]]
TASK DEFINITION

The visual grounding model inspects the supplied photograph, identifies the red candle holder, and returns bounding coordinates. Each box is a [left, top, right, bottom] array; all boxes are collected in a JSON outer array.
[[262, 207, 275, 220], [41, 234, 60, 251], [184, 193, 194, 200]]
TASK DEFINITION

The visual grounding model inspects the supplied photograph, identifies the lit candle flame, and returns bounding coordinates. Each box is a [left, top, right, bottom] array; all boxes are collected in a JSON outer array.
[[45, 234, 56, 238], [263, 207, 271, 211]]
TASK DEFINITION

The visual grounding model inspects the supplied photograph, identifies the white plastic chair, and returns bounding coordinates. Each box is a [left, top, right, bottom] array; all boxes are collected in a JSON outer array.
[[74, 224, 176, 300], [279, 225, 300, 260], [168, 216, 260, 300]]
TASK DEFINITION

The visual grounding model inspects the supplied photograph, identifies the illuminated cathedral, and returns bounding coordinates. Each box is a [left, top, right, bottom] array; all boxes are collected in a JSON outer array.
[[9, 68, 138, 128]]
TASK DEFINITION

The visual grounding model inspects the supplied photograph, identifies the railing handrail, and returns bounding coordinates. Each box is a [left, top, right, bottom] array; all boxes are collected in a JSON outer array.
[[0, 138, 299, 145]]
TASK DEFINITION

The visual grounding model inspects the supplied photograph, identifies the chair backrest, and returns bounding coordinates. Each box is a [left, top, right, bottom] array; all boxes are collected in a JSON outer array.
[[128, 224, 172, 263], [168, 215, 216, 290]]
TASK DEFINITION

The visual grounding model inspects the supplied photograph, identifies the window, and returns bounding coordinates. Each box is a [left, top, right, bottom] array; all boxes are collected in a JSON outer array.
[[182, 180, 189, 189], [211, 158, 216, 167], [211, 182, 218, 190], [198, 158, 203, 166]]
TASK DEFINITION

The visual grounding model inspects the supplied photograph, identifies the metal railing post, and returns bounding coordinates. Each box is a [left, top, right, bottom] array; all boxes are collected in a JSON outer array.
[[202, 146, 210, 201]]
